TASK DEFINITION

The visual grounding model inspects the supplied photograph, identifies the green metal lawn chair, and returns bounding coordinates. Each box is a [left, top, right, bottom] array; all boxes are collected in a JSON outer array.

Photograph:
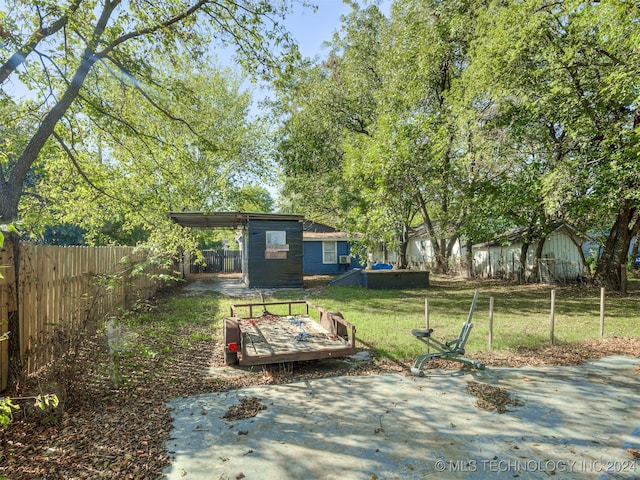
[[410, 290, 485, 375]]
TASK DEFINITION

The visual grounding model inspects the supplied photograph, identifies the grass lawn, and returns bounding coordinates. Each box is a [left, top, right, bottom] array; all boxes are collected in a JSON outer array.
[[210, 275, 640, 362], [3, 274, 638, 479]]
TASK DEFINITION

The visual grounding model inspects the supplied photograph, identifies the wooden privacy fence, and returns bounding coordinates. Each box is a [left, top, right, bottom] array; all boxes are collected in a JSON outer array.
[[0, 242, 171, 392]]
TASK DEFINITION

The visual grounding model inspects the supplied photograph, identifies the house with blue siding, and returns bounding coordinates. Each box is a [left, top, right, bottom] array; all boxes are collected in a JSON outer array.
[[303, 222, 362, 274]]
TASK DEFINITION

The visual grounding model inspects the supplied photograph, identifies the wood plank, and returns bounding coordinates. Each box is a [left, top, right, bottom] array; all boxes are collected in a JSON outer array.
[[239, 347, 359, 366], [35, 245, 46, 370], [3, 243, 172, 381], [44, 246, 53, 365], [238, 311, 356, 366], [0, 242, 10, 391], [71, 246, 79, 332], [20, 244, 35, 373]]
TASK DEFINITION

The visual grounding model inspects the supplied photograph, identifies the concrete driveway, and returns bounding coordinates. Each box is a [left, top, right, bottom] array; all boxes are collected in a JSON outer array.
[[163, 355, 640, 479]]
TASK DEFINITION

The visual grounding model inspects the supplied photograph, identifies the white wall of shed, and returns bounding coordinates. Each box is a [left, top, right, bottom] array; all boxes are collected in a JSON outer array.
[[472, 228, 584, 281]]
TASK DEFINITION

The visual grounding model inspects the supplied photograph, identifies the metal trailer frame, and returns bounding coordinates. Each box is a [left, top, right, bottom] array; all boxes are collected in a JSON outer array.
[[223, 300, 358, 366]]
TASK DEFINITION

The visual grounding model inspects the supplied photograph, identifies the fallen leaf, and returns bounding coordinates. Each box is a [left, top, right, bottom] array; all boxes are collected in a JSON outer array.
[[222, 397, 267, 421], [626, 448, 640, 459], [465, 381, 524, 414]]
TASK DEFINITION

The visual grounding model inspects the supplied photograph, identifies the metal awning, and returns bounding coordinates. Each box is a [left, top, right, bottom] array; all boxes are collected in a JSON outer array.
[[169, 212, 305, 229]]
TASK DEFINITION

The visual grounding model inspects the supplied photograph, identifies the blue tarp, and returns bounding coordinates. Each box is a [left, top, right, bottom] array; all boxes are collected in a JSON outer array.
[[371, 262, 393, 270]]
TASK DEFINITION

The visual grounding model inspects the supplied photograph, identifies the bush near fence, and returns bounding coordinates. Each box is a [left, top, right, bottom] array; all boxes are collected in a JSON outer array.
[[0, 242, 174, 392]]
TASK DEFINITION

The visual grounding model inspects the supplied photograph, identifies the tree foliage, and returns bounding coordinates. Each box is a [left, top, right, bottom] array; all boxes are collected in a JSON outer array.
[[465, 0, 640, 288], [38, 65, 270, 255], [273, 3, 393, 254], [274, 0, 640, 289], [1, 0, 298, 256]]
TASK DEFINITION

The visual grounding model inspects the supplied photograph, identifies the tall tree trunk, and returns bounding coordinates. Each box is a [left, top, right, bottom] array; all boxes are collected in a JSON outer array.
[[415, 192, 442, 270], [438, 238, 447, 273], [564, 228, 592, 283], [531, 235, 547, 283], [0, 183, 23, 223], [466, 238, 473, 278], [446, 234, 459, 273], [594, 204, 638, 292], [0, 54, 97, 223], [395, 224, 409, 269], [519, 242, 530, 284]]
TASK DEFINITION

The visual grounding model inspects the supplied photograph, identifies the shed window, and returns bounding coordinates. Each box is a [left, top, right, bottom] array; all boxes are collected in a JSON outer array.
[[266, 230, 286, 245], [323, 241, 337, 264]]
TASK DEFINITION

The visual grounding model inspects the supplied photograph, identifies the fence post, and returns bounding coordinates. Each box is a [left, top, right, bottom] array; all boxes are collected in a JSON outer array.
[[424, 298, 429, 329], [424, 298, 430, 353], [0, 243, 10, 391], [1, 236, 19, 390], [549, 289, 556, 345], [599, 287, 605, 339], [488, 296, 494, 350]]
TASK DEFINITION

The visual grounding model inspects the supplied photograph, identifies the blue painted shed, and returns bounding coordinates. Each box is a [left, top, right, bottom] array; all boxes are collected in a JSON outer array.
[[170, 211, 305, 289]]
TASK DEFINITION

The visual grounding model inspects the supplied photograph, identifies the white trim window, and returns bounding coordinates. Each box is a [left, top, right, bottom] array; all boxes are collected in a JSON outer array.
[[322, 241, 337, 264]]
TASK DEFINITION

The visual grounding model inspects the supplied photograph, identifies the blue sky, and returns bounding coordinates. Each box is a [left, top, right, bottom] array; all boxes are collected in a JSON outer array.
[[285, 0, 392, 58], [239, 1, 354, 112], [285, 1, 354, 59], [240, 0, 392, 113]]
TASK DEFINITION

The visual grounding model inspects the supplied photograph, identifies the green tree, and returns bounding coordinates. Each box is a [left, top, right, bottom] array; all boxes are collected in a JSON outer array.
[[274, 2, 389, 249], [273, 57, 351, 225], [465, 0, 640, 290], [25, 63, 271, 249], [0, 0, 299, 224], [276, 0, 482, 270], [233, 185, 275, 213], [341, 0, 480, 271]]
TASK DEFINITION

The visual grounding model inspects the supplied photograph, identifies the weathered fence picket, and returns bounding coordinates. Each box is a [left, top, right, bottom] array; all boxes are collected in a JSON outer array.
[[0, 243, 172, 391]]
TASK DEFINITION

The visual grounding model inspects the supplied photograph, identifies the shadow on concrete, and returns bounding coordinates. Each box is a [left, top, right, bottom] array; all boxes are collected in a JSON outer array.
[[164, 355, 640, 479]]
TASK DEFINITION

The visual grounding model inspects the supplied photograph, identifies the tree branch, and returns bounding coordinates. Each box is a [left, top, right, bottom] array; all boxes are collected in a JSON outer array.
[[101, 55, 219, 152], [94, 0, 209, 59], [52, 131, 135, 208], [0, 0, 83, 84]]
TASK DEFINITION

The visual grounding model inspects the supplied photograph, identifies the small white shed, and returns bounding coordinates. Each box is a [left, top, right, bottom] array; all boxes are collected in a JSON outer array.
[[472, 224, 585, 283], [406, 225, 463, 271], [368, 224, 463, 272]]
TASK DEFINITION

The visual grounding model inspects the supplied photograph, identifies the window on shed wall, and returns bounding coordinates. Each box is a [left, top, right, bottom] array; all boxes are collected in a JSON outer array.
[[323, 241, 337, 264], [266, 230, 286, 246]]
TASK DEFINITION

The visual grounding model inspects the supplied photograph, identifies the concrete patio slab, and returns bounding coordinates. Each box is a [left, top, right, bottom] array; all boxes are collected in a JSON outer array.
[[164, 355, 640, 479]]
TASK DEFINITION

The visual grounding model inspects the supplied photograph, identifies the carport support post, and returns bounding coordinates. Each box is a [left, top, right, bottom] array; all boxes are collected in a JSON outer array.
[[549, 289, 556, 345], [599, 287, 605, 339], [488, 296, 494, 350]]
